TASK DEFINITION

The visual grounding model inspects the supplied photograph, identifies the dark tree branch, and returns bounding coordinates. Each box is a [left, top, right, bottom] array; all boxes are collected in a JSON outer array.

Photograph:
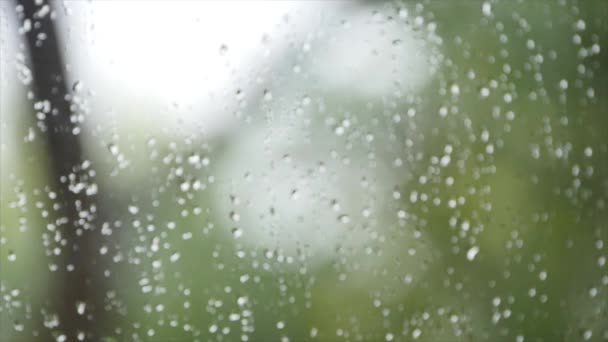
[[14, 0, 109, 339]]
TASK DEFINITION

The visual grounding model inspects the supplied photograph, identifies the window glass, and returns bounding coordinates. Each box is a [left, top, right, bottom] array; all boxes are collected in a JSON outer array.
[[1, 1, 607, 341]]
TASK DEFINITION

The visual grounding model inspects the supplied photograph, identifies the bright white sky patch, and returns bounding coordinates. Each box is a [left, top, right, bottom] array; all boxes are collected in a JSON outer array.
[[69, 1, 293, 102]]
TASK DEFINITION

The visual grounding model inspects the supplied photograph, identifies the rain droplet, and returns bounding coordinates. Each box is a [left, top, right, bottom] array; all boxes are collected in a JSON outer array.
[[170, 252, 180, 262], [290, 189, 299, 200], [219, 44, 228, 55], [583, 330, 592, 340], [482, 2, 492, 16], [236, 89, 245, 100], [13, 321, 24, 332], [231, 227, 243, 239], [229, 211, 240, 222], [480, 87, 490, 97], [237, 296, 248, 306], [398, 8, 408, 19], [263, 89, 273, 101], [466, 246, 480, 261], [72, 81, 83, 93], [338, 214, 350, 224], [180, 180, 191, 192], [302, 96, 311, 106], [331, 199, 340, 211], [76, 301, 86, 315], [412, 328, 422, 339], [107, 143, 119, 156]]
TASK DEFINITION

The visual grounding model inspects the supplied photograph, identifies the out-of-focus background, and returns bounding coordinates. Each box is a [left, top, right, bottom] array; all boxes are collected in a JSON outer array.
[[1, 1, 607, 341]]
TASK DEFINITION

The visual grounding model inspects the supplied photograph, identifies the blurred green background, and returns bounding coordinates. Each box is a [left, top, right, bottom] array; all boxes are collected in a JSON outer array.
[[1, 1, 607, 341]]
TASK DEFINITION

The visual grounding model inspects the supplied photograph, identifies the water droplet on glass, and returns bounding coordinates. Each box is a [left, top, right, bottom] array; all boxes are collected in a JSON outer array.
[[412, 328, 422, 339], [219, 44, 228, 55], [76, 301, 86, 315], [229, 211, 240, 222], [263, 89, 273, 101], [231, 227, 243, 239], [72, 81, 83, 93], [466, 246, 480, 261], [13, 320, 24, 332], [398, 8, 408, 19], [180, 180, 191, 192], [236, 89, 245, 100], [290, 189, 299, 200], [128, 205, 139, 215], [237, 296, 248, 306], [107, 143, 119, 156], [170, 252, 180, 262], [482, 2, 492, 16]]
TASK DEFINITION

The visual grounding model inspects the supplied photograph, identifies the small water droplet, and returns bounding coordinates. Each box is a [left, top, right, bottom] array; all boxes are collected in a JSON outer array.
[[412, 328, 422, 339], [263, 89, 272, 101], [334, 126, 345, 136], [76, 301, 86, 315], [231, 227, 243, 238], [290, 189, 299, 200], [188, 153, 201, 165], [180, 180, 191, 192], [219, 44, 228, 55], [128, 205, 139, 215], [331, 199, 340, 211], [229, 211, 240, 222], [72, 81, 83, 93], [13, 320, 24, 331], [583, 330, 592, 340], [480, 87, 490, 97], [302, 95, 311, 106], [466, 246, 480, 261], [7, 250, 16, 262], [170, 252, 180, 262], [482, 2, 492, 16], [338, 214, 350, 224], [237, 296, 248, 306], [236, 89, 245, 100]]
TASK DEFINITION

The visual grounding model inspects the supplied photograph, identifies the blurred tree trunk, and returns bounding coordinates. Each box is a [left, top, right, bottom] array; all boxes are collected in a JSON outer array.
[[14, 0, 109, 339]]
